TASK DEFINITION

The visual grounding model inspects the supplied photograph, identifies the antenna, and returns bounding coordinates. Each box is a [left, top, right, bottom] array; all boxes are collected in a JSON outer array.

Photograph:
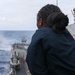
[[56, 0, 58, 6]]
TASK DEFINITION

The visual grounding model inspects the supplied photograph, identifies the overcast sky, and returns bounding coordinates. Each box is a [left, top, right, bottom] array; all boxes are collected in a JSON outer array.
[[0, 0, 75, 30]]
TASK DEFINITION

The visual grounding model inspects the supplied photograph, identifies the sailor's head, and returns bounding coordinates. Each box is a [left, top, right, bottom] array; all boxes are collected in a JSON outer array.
[[37, 4, 69, 31]]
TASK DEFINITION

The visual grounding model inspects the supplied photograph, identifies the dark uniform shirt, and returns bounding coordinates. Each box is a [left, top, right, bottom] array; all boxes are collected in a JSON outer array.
[[26, 27, 75, 75]]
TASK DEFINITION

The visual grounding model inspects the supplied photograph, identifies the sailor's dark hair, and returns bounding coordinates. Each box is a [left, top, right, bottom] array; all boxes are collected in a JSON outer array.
[[37, 4, 69, 31], [47, 12, 69, 30]]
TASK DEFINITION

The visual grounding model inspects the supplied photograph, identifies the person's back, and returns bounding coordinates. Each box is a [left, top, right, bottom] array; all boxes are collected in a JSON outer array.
[[39, 27, 75, 75], [26, 4, 75, 75]]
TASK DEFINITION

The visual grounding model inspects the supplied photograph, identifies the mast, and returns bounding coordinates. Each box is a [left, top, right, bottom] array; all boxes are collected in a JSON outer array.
[[73, 8, 75, 24], [71, 8, 75, 24], [56, 0, 58, 6]]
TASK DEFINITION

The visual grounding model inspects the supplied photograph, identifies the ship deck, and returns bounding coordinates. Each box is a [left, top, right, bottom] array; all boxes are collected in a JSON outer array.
[[16, 59, 30, 75]]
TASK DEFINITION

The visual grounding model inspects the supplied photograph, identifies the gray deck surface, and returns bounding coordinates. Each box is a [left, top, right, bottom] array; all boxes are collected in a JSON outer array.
[[16, 59, 27, 75]]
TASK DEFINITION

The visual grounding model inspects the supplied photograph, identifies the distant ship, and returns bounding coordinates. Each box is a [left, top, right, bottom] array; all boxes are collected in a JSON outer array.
[[10, 38, 30, 75]]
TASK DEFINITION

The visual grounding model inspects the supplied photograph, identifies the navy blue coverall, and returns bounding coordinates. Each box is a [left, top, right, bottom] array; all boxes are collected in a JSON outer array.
[[26, 27, 75, 75]]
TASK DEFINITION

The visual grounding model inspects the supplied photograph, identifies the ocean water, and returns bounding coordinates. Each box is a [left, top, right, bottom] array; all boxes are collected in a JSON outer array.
[[0, 31, 35, 75]]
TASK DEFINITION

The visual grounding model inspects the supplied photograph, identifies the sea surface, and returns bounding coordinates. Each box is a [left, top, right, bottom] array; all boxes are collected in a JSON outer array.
[[0, 31, 35, 75]]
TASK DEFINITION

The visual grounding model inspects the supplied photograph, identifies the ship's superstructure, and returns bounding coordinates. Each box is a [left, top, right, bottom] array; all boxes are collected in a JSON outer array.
[[67, 8, 75, 39], [67, 23, 75, 39]]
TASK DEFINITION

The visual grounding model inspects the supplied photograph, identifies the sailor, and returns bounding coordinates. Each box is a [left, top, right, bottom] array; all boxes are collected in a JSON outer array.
[[26, 4, 75, 75]]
